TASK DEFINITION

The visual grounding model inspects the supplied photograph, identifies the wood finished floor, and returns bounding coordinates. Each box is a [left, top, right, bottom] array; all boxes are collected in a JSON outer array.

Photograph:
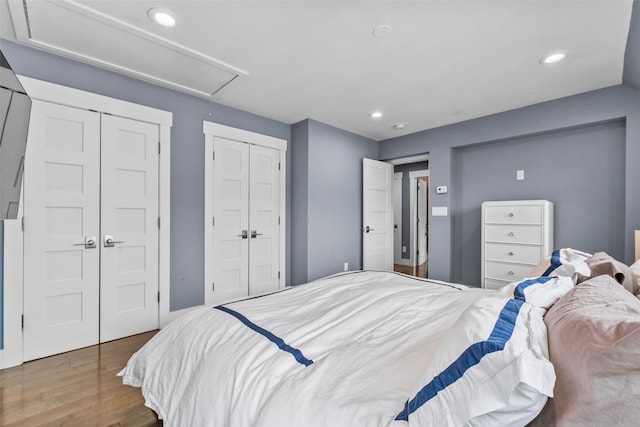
[[394, 262, 428, 278], [0, 330, 161, 427]]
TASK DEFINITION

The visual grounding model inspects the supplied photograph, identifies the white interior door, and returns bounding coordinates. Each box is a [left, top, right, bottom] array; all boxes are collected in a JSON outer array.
[[100, 115, 159, 342], [212, 137, 250, 303], [249, 144, 280, 295], [23, 101, 100, 361], [362, 158, 393, 270], [393, 173, 402, 264], [417, 178, 428, 265]]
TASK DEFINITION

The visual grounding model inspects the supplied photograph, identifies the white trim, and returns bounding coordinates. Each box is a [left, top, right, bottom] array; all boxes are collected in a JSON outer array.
[[1, 77, 172, 368], [203, 121, 287, 306], [158, 124, 172, 328], [0, 195, 24, 369], [409, 170, 429, 267], [386, 154, 429, 166], [17, 76, 173, 126]]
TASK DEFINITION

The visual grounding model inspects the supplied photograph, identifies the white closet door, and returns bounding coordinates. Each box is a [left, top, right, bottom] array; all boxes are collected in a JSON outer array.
[[100, 115, 159, 342], [249, 145, 280, 295], [212, 137, 250, 303], [23, 101, 100, 361]]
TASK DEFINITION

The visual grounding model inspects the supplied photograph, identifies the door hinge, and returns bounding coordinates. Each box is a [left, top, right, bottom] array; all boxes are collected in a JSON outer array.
[[278, 216, 280, 225], [278, 271, 281, 279], [278, 162, 281, 171], [212, 216, 215, 226], [157, 292, 160, 303], [212, 282, 215, 291], [157, 217, 161, 229], [158, 142, 161, 154], [21, 216, 24, 231], [21, 314, 24, 329], [213, 151, 215, 161]]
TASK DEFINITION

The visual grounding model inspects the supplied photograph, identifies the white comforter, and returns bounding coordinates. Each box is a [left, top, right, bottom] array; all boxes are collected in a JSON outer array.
[[120, 271, 555, 427]]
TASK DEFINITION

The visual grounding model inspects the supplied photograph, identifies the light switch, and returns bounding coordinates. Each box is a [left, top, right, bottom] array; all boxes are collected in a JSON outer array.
[[516, 170, 525, 181], [432, 206, 448, 216]]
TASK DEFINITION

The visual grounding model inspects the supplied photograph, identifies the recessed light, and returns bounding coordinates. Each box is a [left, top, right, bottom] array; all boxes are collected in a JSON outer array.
[[370, 111, 383, 119], [540, 52, 566, 65], [148, 8, 176, 27]]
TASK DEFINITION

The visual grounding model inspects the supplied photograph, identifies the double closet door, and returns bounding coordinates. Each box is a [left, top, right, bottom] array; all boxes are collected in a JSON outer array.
[[211, 137, 280, 304], [23, 101, 159, 361]]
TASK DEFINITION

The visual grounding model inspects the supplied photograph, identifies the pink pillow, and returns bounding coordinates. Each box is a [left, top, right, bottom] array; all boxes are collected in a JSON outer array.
[[544, 275, 640, 426]]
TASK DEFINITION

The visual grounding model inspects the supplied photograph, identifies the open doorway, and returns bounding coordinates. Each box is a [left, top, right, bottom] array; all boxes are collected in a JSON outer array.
[[388, 155, 429, 278]]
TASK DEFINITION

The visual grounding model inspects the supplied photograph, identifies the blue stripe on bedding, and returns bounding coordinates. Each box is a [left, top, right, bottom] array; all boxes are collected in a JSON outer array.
[[513, 276, 553, 302], [214, 305, 313, 366], [542, 249, 562, 276], [394, 298, 524, 421]]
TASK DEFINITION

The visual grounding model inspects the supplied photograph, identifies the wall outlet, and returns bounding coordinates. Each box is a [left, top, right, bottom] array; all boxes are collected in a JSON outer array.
[[343, 262, 349, 271], [402, 246, 406, 253], [516, 170, 525, 181]]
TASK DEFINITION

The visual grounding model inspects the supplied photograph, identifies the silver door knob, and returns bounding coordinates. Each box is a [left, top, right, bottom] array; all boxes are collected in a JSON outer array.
[[508, 232, 514, 237], [364, 226, 374, 233], [104, 235, 124, 247], [251, 230, 263, 238], [73, 236, 96, 249], [237, 230, 248, 239]]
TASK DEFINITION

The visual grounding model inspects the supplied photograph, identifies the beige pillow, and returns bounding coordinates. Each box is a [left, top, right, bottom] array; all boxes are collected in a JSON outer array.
[[576, 252, 637, 294], [544, 275, 640, 427]]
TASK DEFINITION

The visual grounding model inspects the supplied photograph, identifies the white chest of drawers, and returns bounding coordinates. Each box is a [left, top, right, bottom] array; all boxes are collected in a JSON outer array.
[[481, 200, 554, 289]]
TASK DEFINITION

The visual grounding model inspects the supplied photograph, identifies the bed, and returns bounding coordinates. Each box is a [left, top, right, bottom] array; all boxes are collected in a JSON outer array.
[[120, 249, 640, 427]]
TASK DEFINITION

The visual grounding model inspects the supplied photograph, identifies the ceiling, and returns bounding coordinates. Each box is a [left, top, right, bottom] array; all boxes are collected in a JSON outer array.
[[0, 0, 633, 140]]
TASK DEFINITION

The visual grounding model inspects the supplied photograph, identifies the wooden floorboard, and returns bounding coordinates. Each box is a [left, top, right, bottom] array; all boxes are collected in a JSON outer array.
[[394, 262, 428, 278], [0, 331, 161, 427]]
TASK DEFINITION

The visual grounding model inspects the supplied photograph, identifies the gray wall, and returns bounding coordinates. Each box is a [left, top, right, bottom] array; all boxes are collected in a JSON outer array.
[[291, 119, 378, 284], [291, 120, 309, 286], [624, 0, 640, 90], [452, 120, 626, 285], [380, 85, 640, 285], [394, 162, 428, 259], [0, 39, 292, 312]]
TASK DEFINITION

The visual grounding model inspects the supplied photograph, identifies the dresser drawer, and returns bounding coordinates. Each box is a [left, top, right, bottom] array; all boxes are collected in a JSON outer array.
[[484, 242, 543, 264], [483, 278, 510, 290], [484, 204, 543, 224], [484, 224, 543, 244], [484, 261, 533, 282]]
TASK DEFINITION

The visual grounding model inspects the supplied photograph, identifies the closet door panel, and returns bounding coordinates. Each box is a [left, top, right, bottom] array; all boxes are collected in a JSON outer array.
[[100, 115, 159, 342], [212, 137, 250, 302], [249, 145, 280, 295], [23, 101, 100, 361]]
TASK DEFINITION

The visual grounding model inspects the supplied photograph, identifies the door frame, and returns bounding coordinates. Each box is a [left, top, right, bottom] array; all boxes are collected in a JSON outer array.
[[203, 121, 287, 307], [393, 172, 403, 265], [409, 170, 429, 267], [1, 76, 172, 369]]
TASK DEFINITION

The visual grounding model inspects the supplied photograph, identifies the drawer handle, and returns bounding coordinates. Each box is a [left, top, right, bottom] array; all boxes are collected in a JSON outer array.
[[508, 212, 514, 217], [508, 251, 514, 256], [507, 271, 514, 276], [508, 232, 514, 237]]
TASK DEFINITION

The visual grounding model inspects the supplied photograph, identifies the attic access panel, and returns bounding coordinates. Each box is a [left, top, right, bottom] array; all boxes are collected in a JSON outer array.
[[9, 0, 247, 98]]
